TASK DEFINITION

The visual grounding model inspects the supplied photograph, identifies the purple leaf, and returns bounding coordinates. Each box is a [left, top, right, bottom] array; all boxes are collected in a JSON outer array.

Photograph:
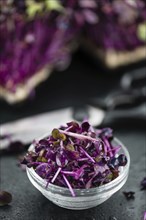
[[0, 191, 12, 206], [82, 9, 98, 24], [141, 177, 146, 190], [79, 0, 97, 8]]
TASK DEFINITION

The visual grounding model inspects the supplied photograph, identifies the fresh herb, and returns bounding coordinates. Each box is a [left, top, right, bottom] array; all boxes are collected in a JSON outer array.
[[141, 177, 146, 190], [137, 23, 146, 42], [22, 120, 128, 197], [0, 0, 79, 95], [0, 140, 29, 155], [144, 211, 146, 220], [0, 191, 12, 206], [26, 0, 63, 18], [80, 0, 146, 50]]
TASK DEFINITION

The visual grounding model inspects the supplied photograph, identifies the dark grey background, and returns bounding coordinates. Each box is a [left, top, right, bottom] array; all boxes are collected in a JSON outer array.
[[0, 51, 146, 220]]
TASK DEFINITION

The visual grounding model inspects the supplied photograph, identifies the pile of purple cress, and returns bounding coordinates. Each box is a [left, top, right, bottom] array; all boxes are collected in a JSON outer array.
[[22, 121, 127, 197], [0, 0, 79, 94]]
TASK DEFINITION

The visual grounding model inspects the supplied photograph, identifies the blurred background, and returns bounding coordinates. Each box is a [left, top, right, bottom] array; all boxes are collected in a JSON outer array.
[[0, 1, 146, 220], [0, 0, 146, 118], [0, 0, 146, 122]]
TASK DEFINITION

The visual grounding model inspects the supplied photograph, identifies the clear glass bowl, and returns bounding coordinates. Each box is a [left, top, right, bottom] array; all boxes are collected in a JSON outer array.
[[26, 137, 130, 210]]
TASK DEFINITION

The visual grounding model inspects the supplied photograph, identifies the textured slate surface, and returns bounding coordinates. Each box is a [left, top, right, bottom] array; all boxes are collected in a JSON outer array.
[[0, 51, 146, 220]]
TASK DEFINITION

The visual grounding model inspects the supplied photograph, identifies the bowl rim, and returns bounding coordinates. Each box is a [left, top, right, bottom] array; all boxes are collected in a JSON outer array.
[[26, 134, 130, 193]]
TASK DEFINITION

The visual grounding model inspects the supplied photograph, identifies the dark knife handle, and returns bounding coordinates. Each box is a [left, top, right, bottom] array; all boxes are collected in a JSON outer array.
[[105, 88, 146, 110], [103, 103, 146, 124]]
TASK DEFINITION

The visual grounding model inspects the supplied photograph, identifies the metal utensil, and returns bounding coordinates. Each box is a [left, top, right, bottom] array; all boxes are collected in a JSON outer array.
[[91, 67, 146, 110], [1, 102, 145, 150], [0, 106, 104, 149]]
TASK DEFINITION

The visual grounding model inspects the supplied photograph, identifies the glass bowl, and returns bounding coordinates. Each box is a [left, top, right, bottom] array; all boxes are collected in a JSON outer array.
[[26, 137, 130, 210]]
